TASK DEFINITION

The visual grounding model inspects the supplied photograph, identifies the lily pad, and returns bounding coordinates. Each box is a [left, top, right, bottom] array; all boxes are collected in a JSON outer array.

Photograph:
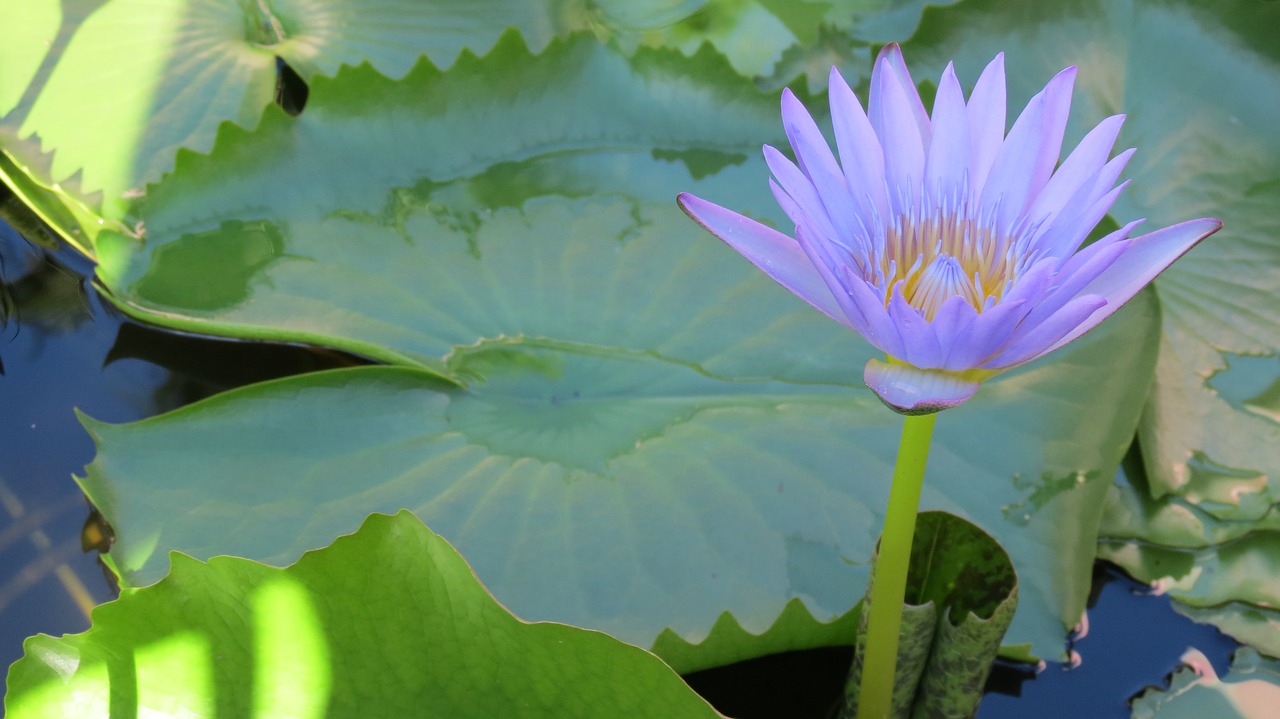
[[3, 511, 723, 719], [1131, 647, 1280, 719], [78, 287, 1157, 671]]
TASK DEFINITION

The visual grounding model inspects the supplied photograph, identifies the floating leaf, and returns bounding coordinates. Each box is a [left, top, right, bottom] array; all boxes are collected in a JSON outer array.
[[1100, 447, 1280, 656], [1130, 647, 1280, 719], [78, 286, 1156, 670], [4, 511, 724, 719]]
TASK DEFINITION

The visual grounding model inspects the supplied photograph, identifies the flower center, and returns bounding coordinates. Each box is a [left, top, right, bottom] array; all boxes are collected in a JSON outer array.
[[874, 207, 1024, 322]]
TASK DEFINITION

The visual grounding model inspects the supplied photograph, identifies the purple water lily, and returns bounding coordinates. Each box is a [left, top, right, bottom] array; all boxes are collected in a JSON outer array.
[[678, 44, 1221, 414]]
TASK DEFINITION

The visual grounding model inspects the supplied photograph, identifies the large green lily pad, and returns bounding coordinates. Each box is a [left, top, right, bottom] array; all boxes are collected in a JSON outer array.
[[4, 511, 723, 719], [79, 288, 1157, 671]]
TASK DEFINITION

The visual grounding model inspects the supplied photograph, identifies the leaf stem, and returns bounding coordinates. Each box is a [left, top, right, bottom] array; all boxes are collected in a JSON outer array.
[[857, 412, 937, 719]]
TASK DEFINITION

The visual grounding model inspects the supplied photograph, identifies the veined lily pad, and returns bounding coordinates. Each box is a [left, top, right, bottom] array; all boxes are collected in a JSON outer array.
[[78, 289, 1157, 670]]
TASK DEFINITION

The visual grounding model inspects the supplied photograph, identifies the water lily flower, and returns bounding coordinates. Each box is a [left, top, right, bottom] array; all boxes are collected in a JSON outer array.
[[677, 44, 1221, 414]]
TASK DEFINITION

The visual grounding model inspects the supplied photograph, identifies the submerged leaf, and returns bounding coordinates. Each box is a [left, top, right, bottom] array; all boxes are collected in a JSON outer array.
[[844, 512, 1017, 719], [3, 511, 723, 719]]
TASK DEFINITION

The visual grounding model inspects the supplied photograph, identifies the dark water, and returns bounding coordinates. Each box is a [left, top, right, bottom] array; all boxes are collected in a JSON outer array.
[[0, 208, 1240, 716]]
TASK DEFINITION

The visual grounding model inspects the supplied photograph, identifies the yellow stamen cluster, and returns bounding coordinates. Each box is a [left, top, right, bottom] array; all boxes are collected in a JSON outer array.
[[878, 210, 1021, 321]]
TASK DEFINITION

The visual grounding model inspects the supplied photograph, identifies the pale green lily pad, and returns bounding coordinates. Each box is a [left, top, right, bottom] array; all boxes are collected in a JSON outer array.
[[0, 1, 58, 118], [78, 288, 1158, 671], [3, 511, 723, 719], [1131, 647, 1280, 719]]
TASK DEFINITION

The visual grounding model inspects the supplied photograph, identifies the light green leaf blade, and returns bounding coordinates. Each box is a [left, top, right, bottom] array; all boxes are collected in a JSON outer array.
[[4, 511, 723, 719], [7, 0, 279, 218]]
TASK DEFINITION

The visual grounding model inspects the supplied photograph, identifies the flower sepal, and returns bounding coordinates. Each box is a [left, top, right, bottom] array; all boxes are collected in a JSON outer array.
[[864, 359, 996, 415]]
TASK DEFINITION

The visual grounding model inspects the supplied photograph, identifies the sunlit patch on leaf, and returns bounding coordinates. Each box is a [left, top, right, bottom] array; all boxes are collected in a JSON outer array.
[[3, 511, 723, 719]]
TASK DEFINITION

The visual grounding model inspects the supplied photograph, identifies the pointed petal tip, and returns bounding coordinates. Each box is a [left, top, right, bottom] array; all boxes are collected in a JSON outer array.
[[877, 42, 904, 60], [864, 359, 980, 415], [676, 191, 712, 219]]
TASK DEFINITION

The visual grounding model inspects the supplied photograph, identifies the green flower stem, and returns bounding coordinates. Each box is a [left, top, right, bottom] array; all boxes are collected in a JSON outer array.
[[857, 412, 938, 719]]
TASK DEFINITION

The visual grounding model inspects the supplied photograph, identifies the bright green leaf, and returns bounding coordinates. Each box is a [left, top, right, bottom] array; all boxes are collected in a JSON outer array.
[[4, 511, 724, 719], [0, 0, 59, 117]]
